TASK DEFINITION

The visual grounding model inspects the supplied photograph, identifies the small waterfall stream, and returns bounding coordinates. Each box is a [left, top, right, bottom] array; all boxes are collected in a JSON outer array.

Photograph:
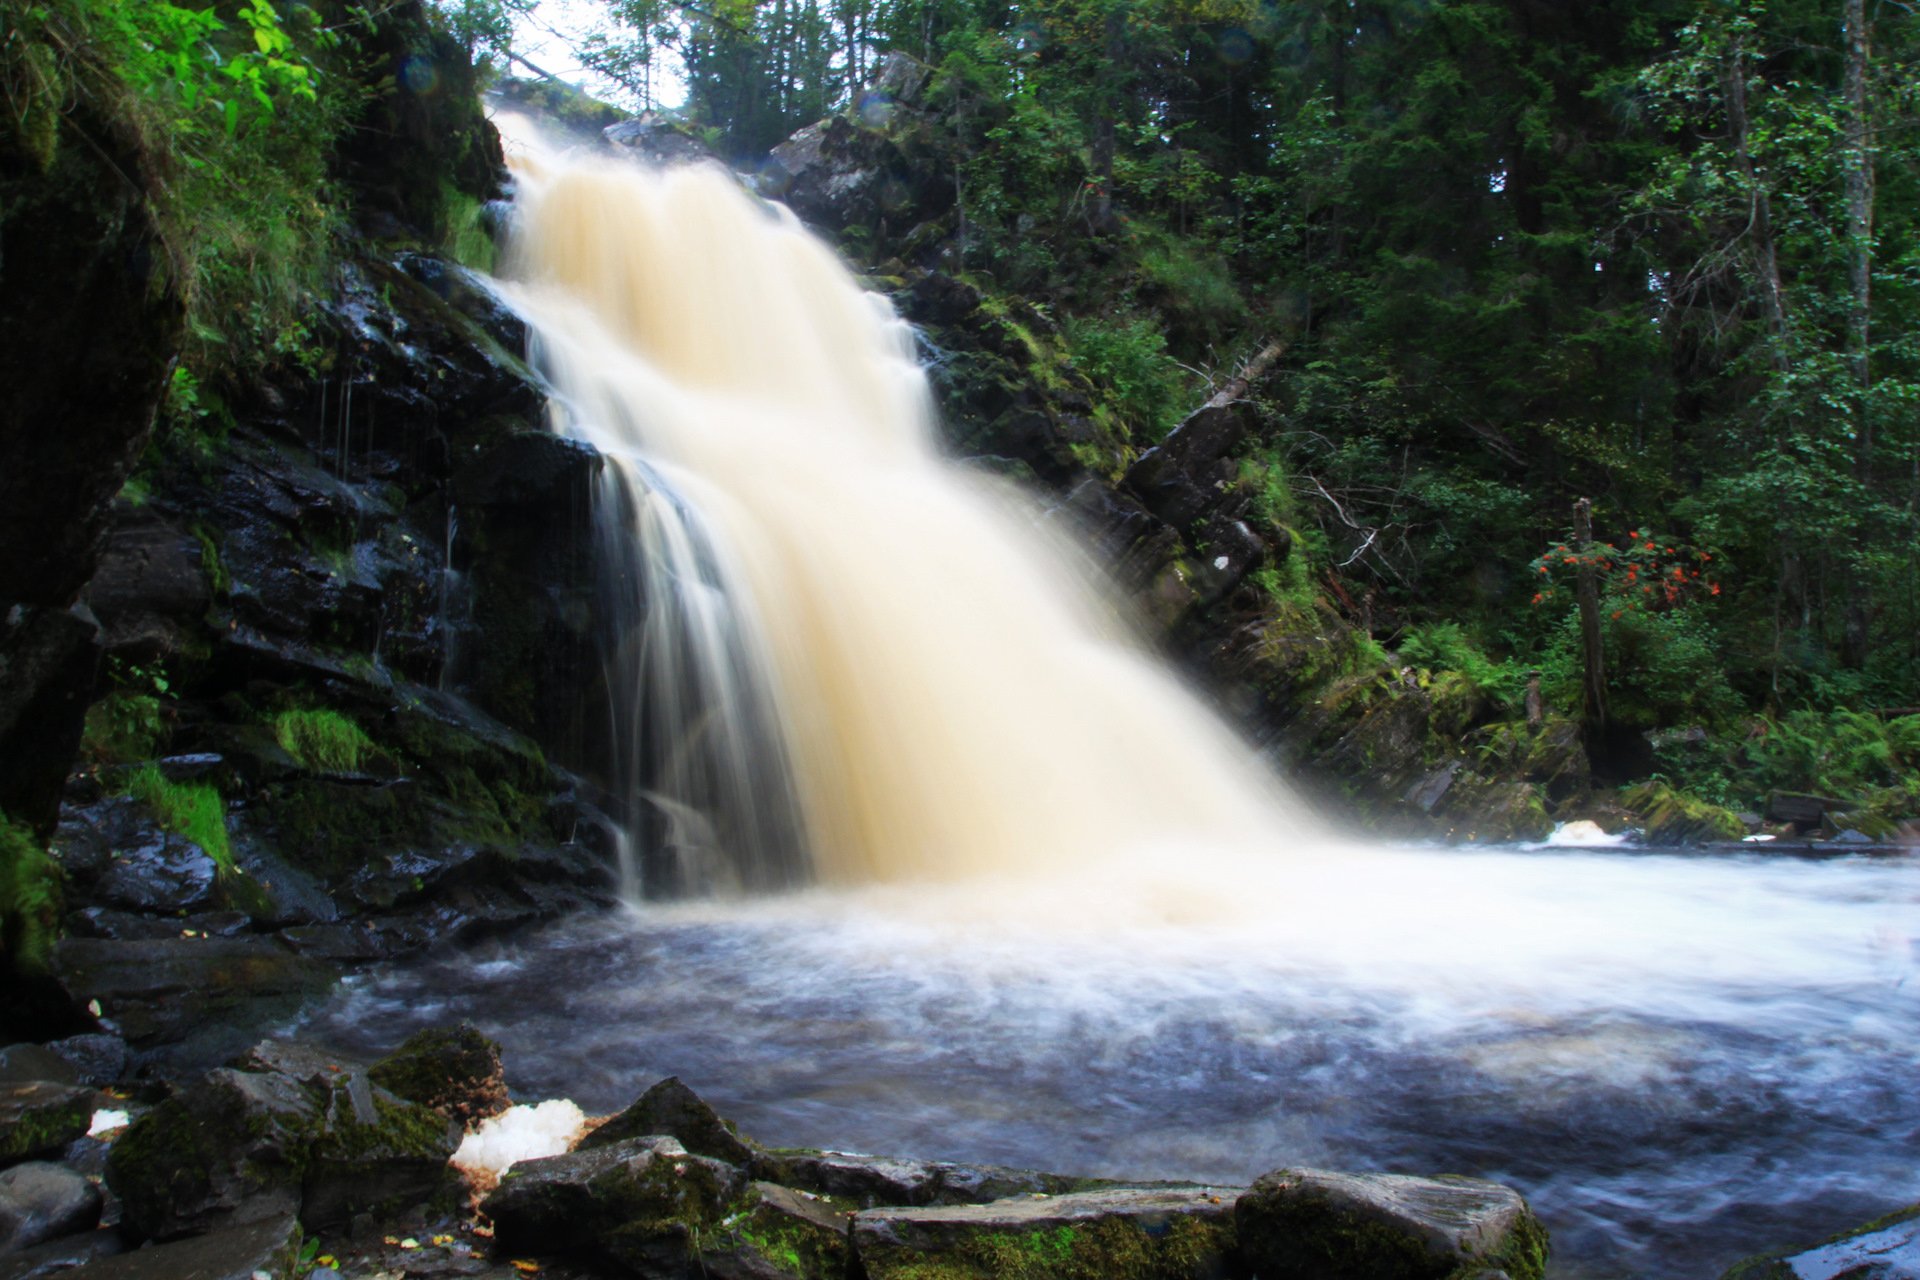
[[495, 122, 1313, 891]]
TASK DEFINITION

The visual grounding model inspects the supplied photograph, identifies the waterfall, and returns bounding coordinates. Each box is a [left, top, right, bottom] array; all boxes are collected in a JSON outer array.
[[496, 124, 1315, 892]]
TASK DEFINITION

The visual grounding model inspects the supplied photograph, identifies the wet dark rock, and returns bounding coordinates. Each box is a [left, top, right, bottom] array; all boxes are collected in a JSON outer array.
[[751, 1151, 937, 1209], [1236, 1168, 1548, 1280], [84, 511, 211, 662], [698, 1181, 852, 1280], [851, 1186, 1243, 1280], [1719, 1200, 1918, 1280], [0, 1051, 76, 1090], [1765, 791, 1838, 828], [45, 1212, 299, 1280], [90, 834, 219, 917], [107, 1066, 319, 1240], [0, 604, 101, 835], [584, 1076, 756, 1166], [0, 1083, 92, 1166], [1124, 403, 1255, 537], [53, 936, 334, 1057], [1405, 761, 1462, 815], [107, 1048, 456, 1241], [0, 1225, 126, 1278], [0, 1161, 102, 1251], [482, 1135, 745, 1268], [368, 1026, 508, 1129]]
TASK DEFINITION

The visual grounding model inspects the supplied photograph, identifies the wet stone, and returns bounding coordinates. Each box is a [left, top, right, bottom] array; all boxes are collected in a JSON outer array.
[[1235, 1168, 1548, 1280], [0, 1161, 102, 1251], [41, 1213, 301, 1280], [0, 1225, 126, 1278], [700, 1181, 853, 1280], [851, 1185, 1243, 1280], [583, 1076, 755, 1166], [0, 1082, 92, 1165], [482, 1135, 744, 1264]]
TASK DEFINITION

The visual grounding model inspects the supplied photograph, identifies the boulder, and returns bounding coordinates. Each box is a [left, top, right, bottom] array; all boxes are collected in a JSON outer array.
[[85, 511, 212, 661], [1235, 1168, 1548, 1280], [0, 1161, 101, 1251], [299, 1070, 459, 1231], [482, 1134, 744, 1269], [0, 1226, 126, 1277], [699, 1181, 852, 1280], [107, 1067, 320, 1240], [0, 1082, 92, 1165], [851, 1186, 1242, 1280], [0, 1050, 76, 1088], [584, 1076, 756, 1166], [1720, 1201, 1918, 1280], [34, 1213, 300, 1280], [752, 1149, 1090, 1210], [368, 1025, 509, 1129], [52, 936, 334, 1057]]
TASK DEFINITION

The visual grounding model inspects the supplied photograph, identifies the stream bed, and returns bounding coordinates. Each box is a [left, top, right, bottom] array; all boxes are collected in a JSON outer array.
[[305, 843, 1920, 1278]]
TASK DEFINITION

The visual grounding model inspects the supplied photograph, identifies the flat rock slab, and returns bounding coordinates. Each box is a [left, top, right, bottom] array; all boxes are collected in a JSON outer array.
[[1784, 1215, 1920, 1279], [44, 1213, 300, 1280], [753, 1149, 1094, 1209], [0, 1161, 102, 1251], [54, 936, 334, 1051], [1236, 1168, 1547, 1280], [853, 1185, 1243, 1280], [0, 1081, 93, 1163]]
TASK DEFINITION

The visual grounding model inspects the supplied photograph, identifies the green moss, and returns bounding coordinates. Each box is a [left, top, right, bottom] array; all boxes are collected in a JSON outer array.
[[125, 764, 234, 873], [875, 1213, 1230, 1280], [272, 708, 374, 773], [1620, 780, 1746, 844], [442, 183, 497, 273], [2, 809, 60, 971]]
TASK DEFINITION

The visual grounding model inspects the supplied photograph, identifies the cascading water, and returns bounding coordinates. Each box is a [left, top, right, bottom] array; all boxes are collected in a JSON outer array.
[[310, 116, 1920, 1279], [496, 124, 1311, 891]]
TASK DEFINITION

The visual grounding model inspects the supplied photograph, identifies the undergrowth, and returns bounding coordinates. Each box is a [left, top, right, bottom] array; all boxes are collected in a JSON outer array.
[[0, 811, 61, 972]]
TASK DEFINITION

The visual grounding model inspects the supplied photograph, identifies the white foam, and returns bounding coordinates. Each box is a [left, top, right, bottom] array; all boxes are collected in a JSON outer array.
[[87, 1109, 129, 1137], [1544, 819, 1632, 847], [450, 1099, 586, 1177]]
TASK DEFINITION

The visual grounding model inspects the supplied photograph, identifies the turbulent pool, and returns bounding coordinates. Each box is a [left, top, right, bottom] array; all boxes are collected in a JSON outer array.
[[306, 842, 1920, 1279]]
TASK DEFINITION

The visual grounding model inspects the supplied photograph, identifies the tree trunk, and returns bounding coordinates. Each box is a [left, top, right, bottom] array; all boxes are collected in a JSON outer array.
[[1574, 498, 1608, 738], [1724, 32, 1790, 376], [1839, 0, 1876, 669]]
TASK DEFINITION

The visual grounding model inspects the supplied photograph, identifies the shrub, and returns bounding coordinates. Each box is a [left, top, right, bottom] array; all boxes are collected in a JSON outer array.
[[1063, 314, 1190, 442], [1398, 622, 1527, 710]]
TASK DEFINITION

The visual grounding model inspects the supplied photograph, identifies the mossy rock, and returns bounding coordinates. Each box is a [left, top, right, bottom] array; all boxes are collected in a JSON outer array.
[[851, 1186, 1241, 1280], [1235, 1168, 1548, 1280], [582, 1075, 755, 1166], [367, 1025, 508, 1128], [703, 1181, 856, 1278], [1718, 1199, 1919, 1279], [301, 1082, 460, 1230], [107, 1066, 321, 1241], [1619, 781, 1745, 845], [0, 1080, 92, 1164]]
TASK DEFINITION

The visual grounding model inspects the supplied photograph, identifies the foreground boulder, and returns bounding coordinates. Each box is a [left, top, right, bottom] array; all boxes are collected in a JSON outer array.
[[1720, 1200, 1919, 1279], [852, 1186, 1242, 1280], [1236, 1168, 1548, 1280], [0, 1160, 101, 1251], [482, 1134, 745, 1272], [106, 1041, 458, 1241], [46, 1213, 301, 1280], [367, 1025, 509, 1128], [0, 1081, 92, 1165]]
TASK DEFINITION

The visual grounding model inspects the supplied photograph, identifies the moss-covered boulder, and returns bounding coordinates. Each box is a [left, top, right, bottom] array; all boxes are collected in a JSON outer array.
[[300, 1076, 459, 1230], [481, 1134, 746, 1269], [850, 1186, 1243, 1280], [1718, 1200, 1918, 1280], [1619, 781, 1745, 845], [1235, 1168, 1547, 1280], [701, 1181, 855, 1279], [367, 1024, 508, 1129], [107, 1067, 321, 1240], [0, 1080, 92, 1165]]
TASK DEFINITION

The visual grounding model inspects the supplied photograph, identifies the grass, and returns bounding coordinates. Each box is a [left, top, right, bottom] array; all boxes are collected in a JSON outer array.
[[125, 764, 233, 873], [273, 708, 375, 773]]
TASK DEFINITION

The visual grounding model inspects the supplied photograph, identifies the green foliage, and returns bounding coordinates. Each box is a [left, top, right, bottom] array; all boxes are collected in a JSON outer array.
[[125, 765, 234, 874], [0, 811, 62, 972], [83, 694, 167, 766], [1397, 623, 1526, 710], [273, 708, 375, 773], [1062, 314, 1188, 442]]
